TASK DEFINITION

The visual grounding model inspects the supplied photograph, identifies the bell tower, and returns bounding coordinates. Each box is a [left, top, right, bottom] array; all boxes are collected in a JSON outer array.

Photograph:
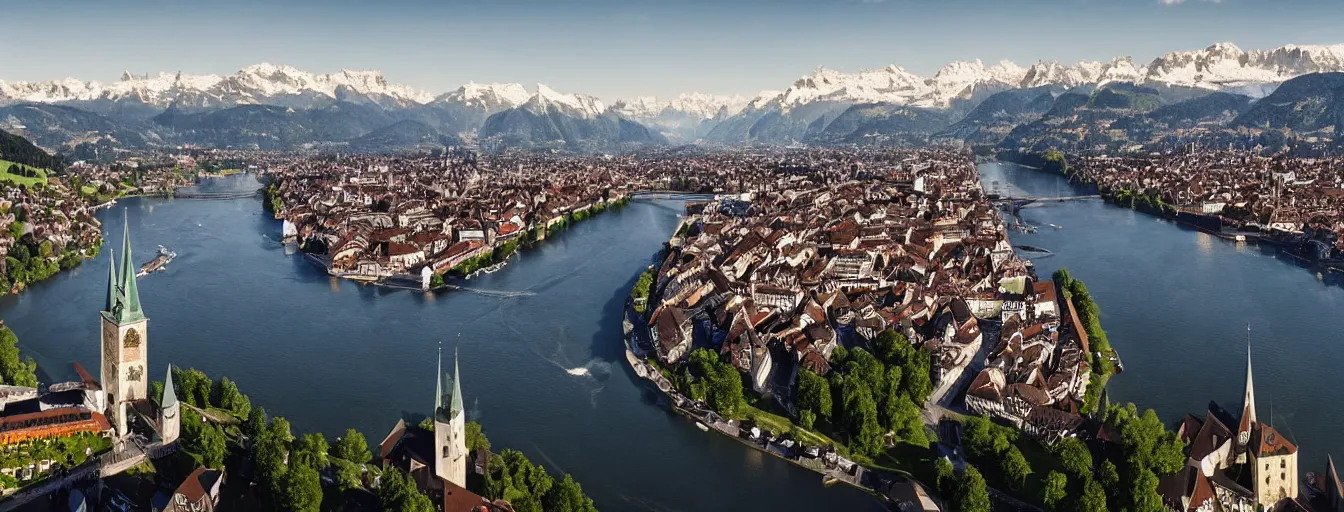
[[100, 215, 149, 436], [433, 347, 468, 489]]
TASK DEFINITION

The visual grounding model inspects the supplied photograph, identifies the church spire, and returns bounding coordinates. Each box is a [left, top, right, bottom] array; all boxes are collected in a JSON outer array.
[[451, 347, 464, 419], [434, 344, 444, 418], [114, 214, 144, 323], [161, 364, 178, 410], [104, 248, 119, 314], [1239, 324, 1257, 445]]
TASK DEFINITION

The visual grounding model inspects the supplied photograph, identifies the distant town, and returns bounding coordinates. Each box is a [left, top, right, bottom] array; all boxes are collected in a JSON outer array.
[[0, 139, 1343, 510]]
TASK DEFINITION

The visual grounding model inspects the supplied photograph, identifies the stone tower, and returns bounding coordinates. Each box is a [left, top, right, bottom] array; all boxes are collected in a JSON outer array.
[[100, 215, 149, 436], [160, 364, 180, 445], [433, 347, 468, 489]]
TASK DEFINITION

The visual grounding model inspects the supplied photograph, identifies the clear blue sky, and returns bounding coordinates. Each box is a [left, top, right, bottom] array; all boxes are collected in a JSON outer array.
[[2, 0, 1341, 100]]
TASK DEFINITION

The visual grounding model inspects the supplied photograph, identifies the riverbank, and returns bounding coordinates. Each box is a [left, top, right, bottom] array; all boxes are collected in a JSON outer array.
[[994, 151, 1344, 280], [619, 295, 891, 499]]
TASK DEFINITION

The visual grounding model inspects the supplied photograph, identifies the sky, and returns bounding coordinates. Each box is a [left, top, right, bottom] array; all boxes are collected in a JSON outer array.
[[1, 0, 1343, 101]]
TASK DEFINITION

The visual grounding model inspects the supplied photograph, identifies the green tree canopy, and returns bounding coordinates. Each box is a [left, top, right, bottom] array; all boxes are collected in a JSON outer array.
[[1002, 445, 1033, 489], [0, 327, 37, 387], [956, 465, 992, 512], [1042, 471, 1068, 511], [332, 428, 372, 464], [796, 369, 833, 419], [280, 463, 323, 512], [542, 474, 599, 512], [379, 467, 434, 512], [292, 432, 329, 471], [466, 421, 491, 452], [1054, 437, 1093, 480], [1077, 478, 1108, 512]]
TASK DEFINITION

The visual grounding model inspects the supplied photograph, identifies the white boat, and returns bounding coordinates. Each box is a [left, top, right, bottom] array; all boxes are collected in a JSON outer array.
[[695, 422, 709, 432]]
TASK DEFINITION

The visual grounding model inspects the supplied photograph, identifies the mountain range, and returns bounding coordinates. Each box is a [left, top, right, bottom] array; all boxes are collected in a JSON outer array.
[[2, 42, 1342, 155]]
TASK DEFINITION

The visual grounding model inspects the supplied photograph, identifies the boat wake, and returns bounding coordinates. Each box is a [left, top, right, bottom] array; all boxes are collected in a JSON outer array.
[[453, 286, 536, 298], [563, 359, 613, 380]]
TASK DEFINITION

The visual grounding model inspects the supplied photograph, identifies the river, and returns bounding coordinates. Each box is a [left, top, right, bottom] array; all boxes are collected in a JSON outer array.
[[979, 161, 1344, 475], [0, 174, 884, 512]]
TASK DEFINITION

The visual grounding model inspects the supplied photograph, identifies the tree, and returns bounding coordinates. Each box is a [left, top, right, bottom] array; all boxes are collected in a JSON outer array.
[[1098, 459, 1121, 502], [1042, 471, 1068, 511], [212, 377, 250, 418], [956, 465, 992, 512], [466, 422, 491, 452], [255, 416, 293, 498], [0, 327, 38, 387], [181, 409, 227, 470], [796, 369, 832, 419], [292, 433, 329, 470], [379, 467, 434, 512], [688, 348, 743, 417], [899, 349, 933, 404], [934, 457, 956, 495], [1130, 468, 1165, 512], [839, 377, 883, 457], [963, 415, 1015, 458], [280, 464, 323, 512], [799, 409, 816, 430], [1076, 478, 1109, 512], [874, 329, 912, 364], [332, 429, 372, 464], [1054, 437, 1093, 480], [150, 380, 164, 405], [244, 406, 267, 440], [1002, 445, 1033, 489], [543, 474, 598, 512]]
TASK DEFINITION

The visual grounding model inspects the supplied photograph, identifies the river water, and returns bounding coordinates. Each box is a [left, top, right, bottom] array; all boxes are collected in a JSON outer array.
[[979, 161, 1344, 475], [0, 174, 884, 511]]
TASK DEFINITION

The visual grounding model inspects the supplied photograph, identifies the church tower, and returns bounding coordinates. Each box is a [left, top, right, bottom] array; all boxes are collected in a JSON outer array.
[[160, 364, 180, 445], [1238, 327, 1257, 448], [100, 215, 149, 436], [433, 347, 468, 489]]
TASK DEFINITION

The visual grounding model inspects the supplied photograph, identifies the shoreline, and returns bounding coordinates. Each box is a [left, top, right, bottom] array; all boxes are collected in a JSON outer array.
[[619, 298, 886, 499], [288, 195, 634, 292], [993, 158, 1344, 277]]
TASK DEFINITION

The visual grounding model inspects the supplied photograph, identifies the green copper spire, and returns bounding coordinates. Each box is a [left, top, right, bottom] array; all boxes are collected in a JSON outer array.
[[161, 364, 178, 409], [104, 248, 118, 314], [434, 344, 444, 420], [450, 347, 464, 419], [114, 214, 145, 324]]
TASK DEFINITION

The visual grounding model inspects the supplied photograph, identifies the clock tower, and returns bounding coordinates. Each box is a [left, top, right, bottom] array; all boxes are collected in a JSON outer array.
[[100, 215, 149, 437]]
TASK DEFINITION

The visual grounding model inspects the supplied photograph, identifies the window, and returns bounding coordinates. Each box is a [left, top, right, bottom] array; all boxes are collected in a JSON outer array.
[[1281, 460, 1286, 469]]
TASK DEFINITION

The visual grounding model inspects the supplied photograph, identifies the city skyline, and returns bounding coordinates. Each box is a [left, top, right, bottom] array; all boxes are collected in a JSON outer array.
[[2, 0, 1343, 100]]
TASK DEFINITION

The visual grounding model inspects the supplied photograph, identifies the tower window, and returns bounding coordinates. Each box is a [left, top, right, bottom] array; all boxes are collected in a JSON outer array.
[[1280, 460, 1286, 469]]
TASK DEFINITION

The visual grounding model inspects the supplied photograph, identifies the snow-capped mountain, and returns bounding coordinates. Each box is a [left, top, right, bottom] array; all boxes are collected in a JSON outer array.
[[433, 82, 531, 113], [522, 84, 607, 119], [0, 63, 434, 110], [612, 93, 749, 121], [611, 93, 750, 141], [1144, 42, 1344, 89]]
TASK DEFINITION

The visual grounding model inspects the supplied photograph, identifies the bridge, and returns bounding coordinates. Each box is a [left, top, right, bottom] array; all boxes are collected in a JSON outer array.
[[629, 190, 721, 201], [992, 194, 1100, 210]]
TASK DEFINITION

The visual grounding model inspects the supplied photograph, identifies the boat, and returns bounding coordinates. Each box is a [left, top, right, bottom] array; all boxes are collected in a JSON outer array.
[[136, 246, 176, 277], [1235, 234, 1247, 242], [696, 422, 709, 432]]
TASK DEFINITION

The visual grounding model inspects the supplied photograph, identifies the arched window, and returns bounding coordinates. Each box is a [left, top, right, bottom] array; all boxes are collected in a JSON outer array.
[[1281, 460, 1286, 469]]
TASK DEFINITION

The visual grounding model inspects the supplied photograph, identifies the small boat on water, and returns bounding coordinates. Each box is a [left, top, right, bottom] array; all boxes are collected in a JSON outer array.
[[136, 246, 176, 277], [696, 422, 709, 432]]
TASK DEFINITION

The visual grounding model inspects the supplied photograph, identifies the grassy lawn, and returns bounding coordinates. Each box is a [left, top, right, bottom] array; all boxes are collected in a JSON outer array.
[[0, 160, 48, 188], [81, 185, 97, 196], [736, 403, 852, 458]]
